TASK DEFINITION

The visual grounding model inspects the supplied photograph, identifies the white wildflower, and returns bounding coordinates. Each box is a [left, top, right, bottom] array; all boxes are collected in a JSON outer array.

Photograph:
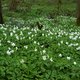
[[29, 37, 31, 40], [43, 50, 46, 54], [10, 32, 13, 36], [24, 45, 28, 49], [34, 41, 36, 44], [50, 57, 53, 62], [11, 42, 16, 47], [59, 54, 62, 57], [66, 42, 68, 45], [16, 47, 18, 50], [20, 59, 25, 64], [67, 56, 71, 60], [73, 62, 77, 65], [61, 41, 63, 44], [42, 34, 44, 36], [6, 50, 11, 55], [10, 50, 14, 53], [7, 40, 11, 43], [76, 47, 80, 50], [42, 56, 47, 60], [34, 48, 37, 52], [58, 43, 60, 46]]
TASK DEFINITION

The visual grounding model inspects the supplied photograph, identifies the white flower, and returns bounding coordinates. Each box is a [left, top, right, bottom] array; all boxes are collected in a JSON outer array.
[[20, 31, 23, 36], [7, 40, 11, 43], [74, 43, 78, 46], [7, 50, 11, 55], [68, 43, 73, 47], [42, 56, 47, 60], [58, 43, 60, 46], [15, 34, 19, 40], [11, 42, 16, 47], [67, 56, 71, 60], [48, 33, 50, 36], [34, 41, 36, 44], [76, 47, 80, 50], [10, 50, 14, 53], [66, 42, 68, 45], [31, 35, 34, 37], [41, 45, 44, 48], [24, 45, 28, 49], [59, 54, 62, 57], [13, 30, 16, 33], [42, 34, 44, 36], [69, 35, 73, 39], [50, 57, 53, 62], [58, 35, 61, 37], [73, 62, 77, 65], [28, 32, 31, 35], [16, 47, 18, 50], [8, 47, 11, 50], [43, 50, 46, 54], [37, 42, 40, 45], [29, 37, 31, 39], [72, 37, 78, 40], [20, 59, 25, 64], [61, 41, 63, 44], [34, 48, 37, 52], [10, 32, 13, 36]]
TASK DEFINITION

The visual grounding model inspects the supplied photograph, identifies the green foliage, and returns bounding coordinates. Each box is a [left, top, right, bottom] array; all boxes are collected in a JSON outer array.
[[0, 16, 80, 80], [0, 0, 79, 79]]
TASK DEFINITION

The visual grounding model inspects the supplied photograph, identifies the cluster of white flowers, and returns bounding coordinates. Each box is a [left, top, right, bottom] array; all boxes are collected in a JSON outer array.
[[24, 45, 28, 49], [0, 21, 79, 67], [6, 48, 14, 55], [11, 42, 16, 47]]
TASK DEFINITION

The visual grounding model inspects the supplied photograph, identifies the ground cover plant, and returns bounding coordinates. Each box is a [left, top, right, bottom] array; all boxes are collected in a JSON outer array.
[[0, 16, 80, 80], [1, 0, 80, 80]]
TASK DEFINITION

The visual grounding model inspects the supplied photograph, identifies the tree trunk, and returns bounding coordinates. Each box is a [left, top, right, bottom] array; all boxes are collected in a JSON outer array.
[[57, 0, 62, 15], [77, 0, 80, 26], [9, 0, 19, 11], [0, 0, 4, 24]]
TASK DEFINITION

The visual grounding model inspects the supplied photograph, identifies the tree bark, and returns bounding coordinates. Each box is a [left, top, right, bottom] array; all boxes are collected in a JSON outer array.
[[9, 0, 19, 11], [77, 0, 80, 26], [57, 0, 62, 15], [0, 0, 4, 24]]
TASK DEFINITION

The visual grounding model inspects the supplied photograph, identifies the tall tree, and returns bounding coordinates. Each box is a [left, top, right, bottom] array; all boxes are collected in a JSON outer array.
[[77, 0, 80, 26], [57, 0, 62, 12], [0, 0, 4, 24]]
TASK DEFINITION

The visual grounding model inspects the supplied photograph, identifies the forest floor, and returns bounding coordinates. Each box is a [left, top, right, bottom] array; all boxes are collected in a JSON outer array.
[[0, 3, 80, 80]]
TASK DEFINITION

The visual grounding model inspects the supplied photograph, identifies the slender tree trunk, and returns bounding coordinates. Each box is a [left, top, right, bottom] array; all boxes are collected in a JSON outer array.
[[9, 0, 19, 11], [0, 0, 4, 24], [77, 0, 80, 26], [57, 0, 62, 15]]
